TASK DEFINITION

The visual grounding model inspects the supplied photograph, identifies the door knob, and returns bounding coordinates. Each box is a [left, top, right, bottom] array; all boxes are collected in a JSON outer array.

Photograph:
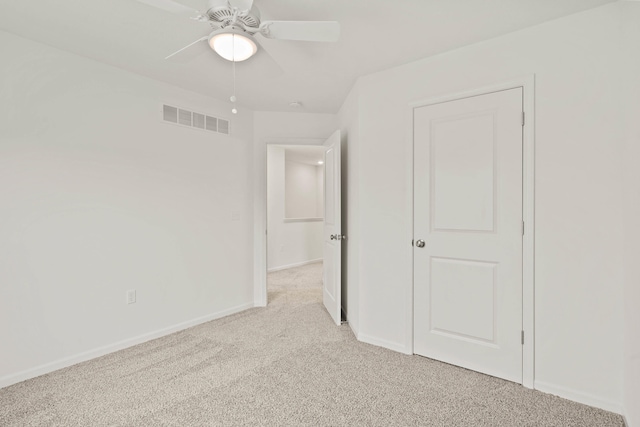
[[415, 239, 426, 248]]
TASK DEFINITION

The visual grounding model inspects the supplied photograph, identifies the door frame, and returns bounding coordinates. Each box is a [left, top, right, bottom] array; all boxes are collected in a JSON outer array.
[[254, 137, 326, 307], [407, 75, 535, 388]]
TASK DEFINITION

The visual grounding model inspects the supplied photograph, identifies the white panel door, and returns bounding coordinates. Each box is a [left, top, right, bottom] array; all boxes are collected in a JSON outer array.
[[323, 130, 342, 325], [413, 88, 523, 383]]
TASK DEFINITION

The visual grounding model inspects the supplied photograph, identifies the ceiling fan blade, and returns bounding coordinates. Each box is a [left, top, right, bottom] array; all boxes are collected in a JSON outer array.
[[136, 0, 200, 18], [165, 36, 209, 62], [228, 0, 254, 12], [259, 21, 340, 42]]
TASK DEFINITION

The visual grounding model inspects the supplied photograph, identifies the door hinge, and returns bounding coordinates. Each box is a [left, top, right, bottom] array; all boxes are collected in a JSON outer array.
[[522, 112, 525, 127], [521, 330, 525, 345], [522, 221, 525, 236]]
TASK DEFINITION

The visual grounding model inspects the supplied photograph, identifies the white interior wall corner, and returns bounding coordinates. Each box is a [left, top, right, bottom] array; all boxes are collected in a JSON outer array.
[[0, 30, 255, 386], [621, 2, 640, 425], [348, 2, 629, 412]]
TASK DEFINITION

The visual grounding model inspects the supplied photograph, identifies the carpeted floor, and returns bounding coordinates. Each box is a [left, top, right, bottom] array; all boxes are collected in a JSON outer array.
[[0, 261, 624, 426]]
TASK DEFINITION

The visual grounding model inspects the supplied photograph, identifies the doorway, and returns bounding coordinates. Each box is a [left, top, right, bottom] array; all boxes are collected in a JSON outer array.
[[266, 145, 326, 302], [262, 130, 343, 325]]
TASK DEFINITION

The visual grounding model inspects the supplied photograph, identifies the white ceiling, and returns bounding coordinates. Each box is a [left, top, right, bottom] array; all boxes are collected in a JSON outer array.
[[0, 0, 616, 114]]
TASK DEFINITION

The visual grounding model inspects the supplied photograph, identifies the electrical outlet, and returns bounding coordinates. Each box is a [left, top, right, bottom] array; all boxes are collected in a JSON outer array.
[[126, 289, 136, 305]]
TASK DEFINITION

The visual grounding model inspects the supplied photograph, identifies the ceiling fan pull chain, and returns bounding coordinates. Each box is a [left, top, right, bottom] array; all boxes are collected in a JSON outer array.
[[230, 36, 238, 114]]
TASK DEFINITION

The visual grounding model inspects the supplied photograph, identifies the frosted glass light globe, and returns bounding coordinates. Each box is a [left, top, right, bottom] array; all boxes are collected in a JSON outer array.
[[209, 32, 257, 62]]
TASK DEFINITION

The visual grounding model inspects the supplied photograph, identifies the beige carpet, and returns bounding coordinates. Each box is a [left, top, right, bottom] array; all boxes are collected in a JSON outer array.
[[0, 261, 624, 426]]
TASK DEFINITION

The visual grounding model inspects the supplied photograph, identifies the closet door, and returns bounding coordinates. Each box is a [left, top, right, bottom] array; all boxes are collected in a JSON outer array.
[[413, 88, 524, 383]]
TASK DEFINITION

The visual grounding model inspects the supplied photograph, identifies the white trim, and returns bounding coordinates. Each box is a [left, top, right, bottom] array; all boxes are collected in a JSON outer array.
[[0, 302, 254, 390], [405, 100, 416, 355], [521, 75, 536, 389], [357, 332, 412, 355], [348, 316, 360, 338], [268, 258, 323, 273], [408, 75, 536, 388], [534, 381, 623, 415]]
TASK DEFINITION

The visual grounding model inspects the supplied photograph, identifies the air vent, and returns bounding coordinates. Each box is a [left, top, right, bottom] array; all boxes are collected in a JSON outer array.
[[206, 115, 217, 132], [193, 113, 205, 130], [178, 109, 192, 126], [218, 119, 229, 135], [162, 104, 230, 136], [163, 105, 178, 123]]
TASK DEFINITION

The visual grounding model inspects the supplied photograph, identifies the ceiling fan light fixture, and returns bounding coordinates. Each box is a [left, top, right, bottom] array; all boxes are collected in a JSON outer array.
[[209, 29, 257, 62]]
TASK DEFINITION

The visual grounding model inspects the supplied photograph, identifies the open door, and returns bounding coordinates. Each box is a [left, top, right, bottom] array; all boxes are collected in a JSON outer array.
[[322, 130, 342, 325]]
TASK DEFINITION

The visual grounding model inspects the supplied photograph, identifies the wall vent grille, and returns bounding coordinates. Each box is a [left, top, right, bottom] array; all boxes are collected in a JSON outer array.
[[162, 104, 230, 136]]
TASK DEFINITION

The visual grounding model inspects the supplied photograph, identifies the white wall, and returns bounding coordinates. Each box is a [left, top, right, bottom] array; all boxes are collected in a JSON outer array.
[[253, 112, 338, 304], [315, 163, 324, 218], [0, 31, 255, 387], [341, 2, 638, 414], [284, 159, 323, 219], [621, 3, 640, 425], [266, 147, 322, 271]]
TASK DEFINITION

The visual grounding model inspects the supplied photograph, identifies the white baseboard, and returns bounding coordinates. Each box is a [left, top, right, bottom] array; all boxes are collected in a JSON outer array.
[[346, 315, 359, 338], [268, 258, 322, 272], [357, 332, 412, 355], [0, 301, 254, 390], [534, 380, 623, 415]]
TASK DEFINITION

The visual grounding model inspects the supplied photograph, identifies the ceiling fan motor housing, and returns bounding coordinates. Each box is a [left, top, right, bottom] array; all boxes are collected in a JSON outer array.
[[205, 0, 261, 30]]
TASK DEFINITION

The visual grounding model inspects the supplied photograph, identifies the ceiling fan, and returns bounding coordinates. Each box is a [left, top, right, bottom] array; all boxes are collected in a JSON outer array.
[[136, 0, 340, 62]]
